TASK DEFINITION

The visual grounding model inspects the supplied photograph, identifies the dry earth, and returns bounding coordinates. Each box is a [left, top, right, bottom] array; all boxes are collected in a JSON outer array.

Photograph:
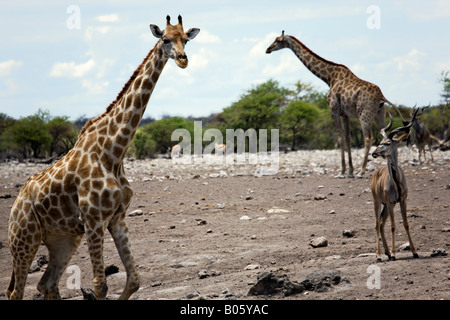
[[0, 147, 449, 300]]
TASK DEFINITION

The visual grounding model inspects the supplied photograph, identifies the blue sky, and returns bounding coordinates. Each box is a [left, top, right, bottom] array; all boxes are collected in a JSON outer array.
[[1, 0, 449, 121]]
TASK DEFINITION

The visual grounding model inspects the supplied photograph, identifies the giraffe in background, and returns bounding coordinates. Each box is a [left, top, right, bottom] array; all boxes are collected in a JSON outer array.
[[6, 15, 199, 300], [266, 31, 406, 178]]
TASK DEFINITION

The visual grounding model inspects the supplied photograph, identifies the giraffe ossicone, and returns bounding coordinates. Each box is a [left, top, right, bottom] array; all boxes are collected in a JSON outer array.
[[6, 15, 199, 300], [266, 31, 406, 178]]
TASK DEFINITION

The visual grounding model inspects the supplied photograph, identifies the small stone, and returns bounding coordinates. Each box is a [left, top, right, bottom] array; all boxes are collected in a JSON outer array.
[[398, 242, 411, 252], [430, 248, 447, 257], [329, 210, 336, 214], [186, 291, 200, 299], [342, 229, 356, 238], [314, 194, 327, 200], [245, 264, 260, 270], [267, 208, 290, 213], [128, 209, 143, 217], [240, 215, 251, 220], [105, 264, 119, 276], [309, 236, 328, 248], [245, 195, 253, 200], [198, 270, 209, 279]]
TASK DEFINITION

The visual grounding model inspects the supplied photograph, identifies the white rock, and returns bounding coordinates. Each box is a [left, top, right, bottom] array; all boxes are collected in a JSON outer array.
[[267, 208, 290, 213]]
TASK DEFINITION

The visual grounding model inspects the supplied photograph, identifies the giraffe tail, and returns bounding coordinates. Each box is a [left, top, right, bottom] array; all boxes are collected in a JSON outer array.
[[381, 96, 407, 124]]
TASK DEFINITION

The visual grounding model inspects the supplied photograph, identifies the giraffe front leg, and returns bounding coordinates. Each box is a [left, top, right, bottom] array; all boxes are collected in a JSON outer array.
[[108, 215, 140, 300], [85, 225, 108, 299], [331, 110, 346, 178]]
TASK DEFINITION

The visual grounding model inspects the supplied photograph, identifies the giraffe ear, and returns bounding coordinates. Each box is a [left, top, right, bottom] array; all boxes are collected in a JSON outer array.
[[150, 24, 163, 38], [185, 28, 200, 40]]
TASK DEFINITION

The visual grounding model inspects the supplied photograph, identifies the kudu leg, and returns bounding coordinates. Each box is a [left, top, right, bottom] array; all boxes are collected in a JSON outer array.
[[400, 201, 419, 259]]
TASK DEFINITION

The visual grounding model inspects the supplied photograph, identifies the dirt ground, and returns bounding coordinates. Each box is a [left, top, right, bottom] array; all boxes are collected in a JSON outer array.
[[0, 147, 449, 300]]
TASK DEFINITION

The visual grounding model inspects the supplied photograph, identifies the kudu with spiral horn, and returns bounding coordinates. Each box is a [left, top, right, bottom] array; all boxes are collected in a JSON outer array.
[[370, 108, 420, 261]]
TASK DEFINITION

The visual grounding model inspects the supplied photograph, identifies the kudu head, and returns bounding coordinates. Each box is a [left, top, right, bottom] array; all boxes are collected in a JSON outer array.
[[372, 108, 419, 159]]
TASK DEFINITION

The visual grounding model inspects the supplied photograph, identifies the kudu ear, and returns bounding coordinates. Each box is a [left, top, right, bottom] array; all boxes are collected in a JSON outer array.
[[392, 132, 410, 142]]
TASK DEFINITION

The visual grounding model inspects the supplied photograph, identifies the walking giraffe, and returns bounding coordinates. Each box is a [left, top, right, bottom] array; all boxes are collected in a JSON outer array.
[[6, 15, 199, 300], [266, 31, 406, 178]]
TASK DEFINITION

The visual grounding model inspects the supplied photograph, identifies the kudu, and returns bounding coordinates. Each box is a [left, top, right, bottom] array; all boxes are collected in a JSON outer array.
[[412, 107, 434, 163], [370, 109, 420, 261]]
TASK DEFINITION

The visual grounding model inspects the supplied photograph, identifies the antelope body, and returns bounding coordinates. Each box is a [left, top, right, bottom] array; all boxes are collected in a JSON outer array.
[[370, 110, 420, 261]]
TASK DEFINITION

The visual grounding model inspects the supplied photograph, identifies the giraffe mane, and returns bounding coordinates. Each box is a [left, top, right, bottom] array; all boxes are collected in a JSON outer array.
[[77, 41, 160, 138], [288, 35, 348, 70]]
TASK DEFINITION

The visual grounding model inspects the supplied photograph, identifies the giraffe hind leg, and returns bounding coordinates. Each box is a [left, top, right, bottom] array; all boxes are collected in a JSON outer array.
[[7, 205, 42, 299], [37, 233, 83, 299], [343, 116, 354, 178]]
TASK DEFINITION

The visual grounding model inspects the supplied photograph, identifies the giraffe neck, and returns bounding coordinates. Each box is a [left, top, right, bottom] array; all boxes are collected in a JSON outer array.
[[76, 39, 168, 166], [286, 36, 347, 87]]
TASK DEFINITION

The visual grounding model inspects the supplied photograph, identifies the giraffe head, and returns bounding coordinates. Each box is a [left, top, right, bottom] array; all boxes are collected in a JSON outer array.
[[150, 15, 200, 69], [265, 31, 289, 54]]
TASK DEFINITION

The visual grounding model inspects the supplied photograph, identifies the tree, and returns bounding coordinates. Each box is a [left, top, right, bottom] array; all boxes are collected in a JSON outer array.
[[281, 100, 320, 150], [292, 81, 328, 109], [47, 116, 78, 156], [440, 71, 450, 107], [222, 79, 291, 131], [438, 71, 450, 131], [129, 131, 157, 159], [1, 114, 52, 158], [139, 117, 195, 154]]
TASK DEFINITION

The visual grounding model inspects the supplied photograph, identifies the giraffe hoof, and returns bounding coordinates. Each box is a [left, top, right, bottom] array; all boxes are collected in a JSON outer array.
[[413, 253, 419, 259], [335, 174, 346, 179], [348, 174, 355, 179]]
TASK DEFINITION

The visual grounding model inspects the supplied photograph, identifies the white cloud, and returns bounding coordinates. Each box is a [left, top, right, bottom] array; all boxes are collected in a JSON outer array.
[[399, 0, 450, 21], [85, 26, 111, 41], [0, 60, 23, 77], [49, 59, 95, 78], [95, 14, 119, 23], [0, 78, 20, 97], [349, 63, 366, 75], [263, 53, 299, 78], [394, 49, 426, 71], [248, 32, 279, 61], [189, 48, 215, 70], [81, 79, 109, 94], [195, 29, 221, 44]]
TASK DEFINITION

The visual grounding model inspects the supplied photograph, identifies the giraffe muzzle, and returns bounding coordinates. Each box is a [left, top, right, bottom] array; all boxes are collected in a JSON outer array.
[[175, 54, 188, 68]]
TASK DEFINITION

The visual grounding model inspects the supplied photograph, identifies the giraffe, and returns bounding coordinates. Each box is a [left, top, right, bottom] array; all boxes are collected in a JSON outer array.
[[266, 31, 406, 178], [6, 15, 199, 300]]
